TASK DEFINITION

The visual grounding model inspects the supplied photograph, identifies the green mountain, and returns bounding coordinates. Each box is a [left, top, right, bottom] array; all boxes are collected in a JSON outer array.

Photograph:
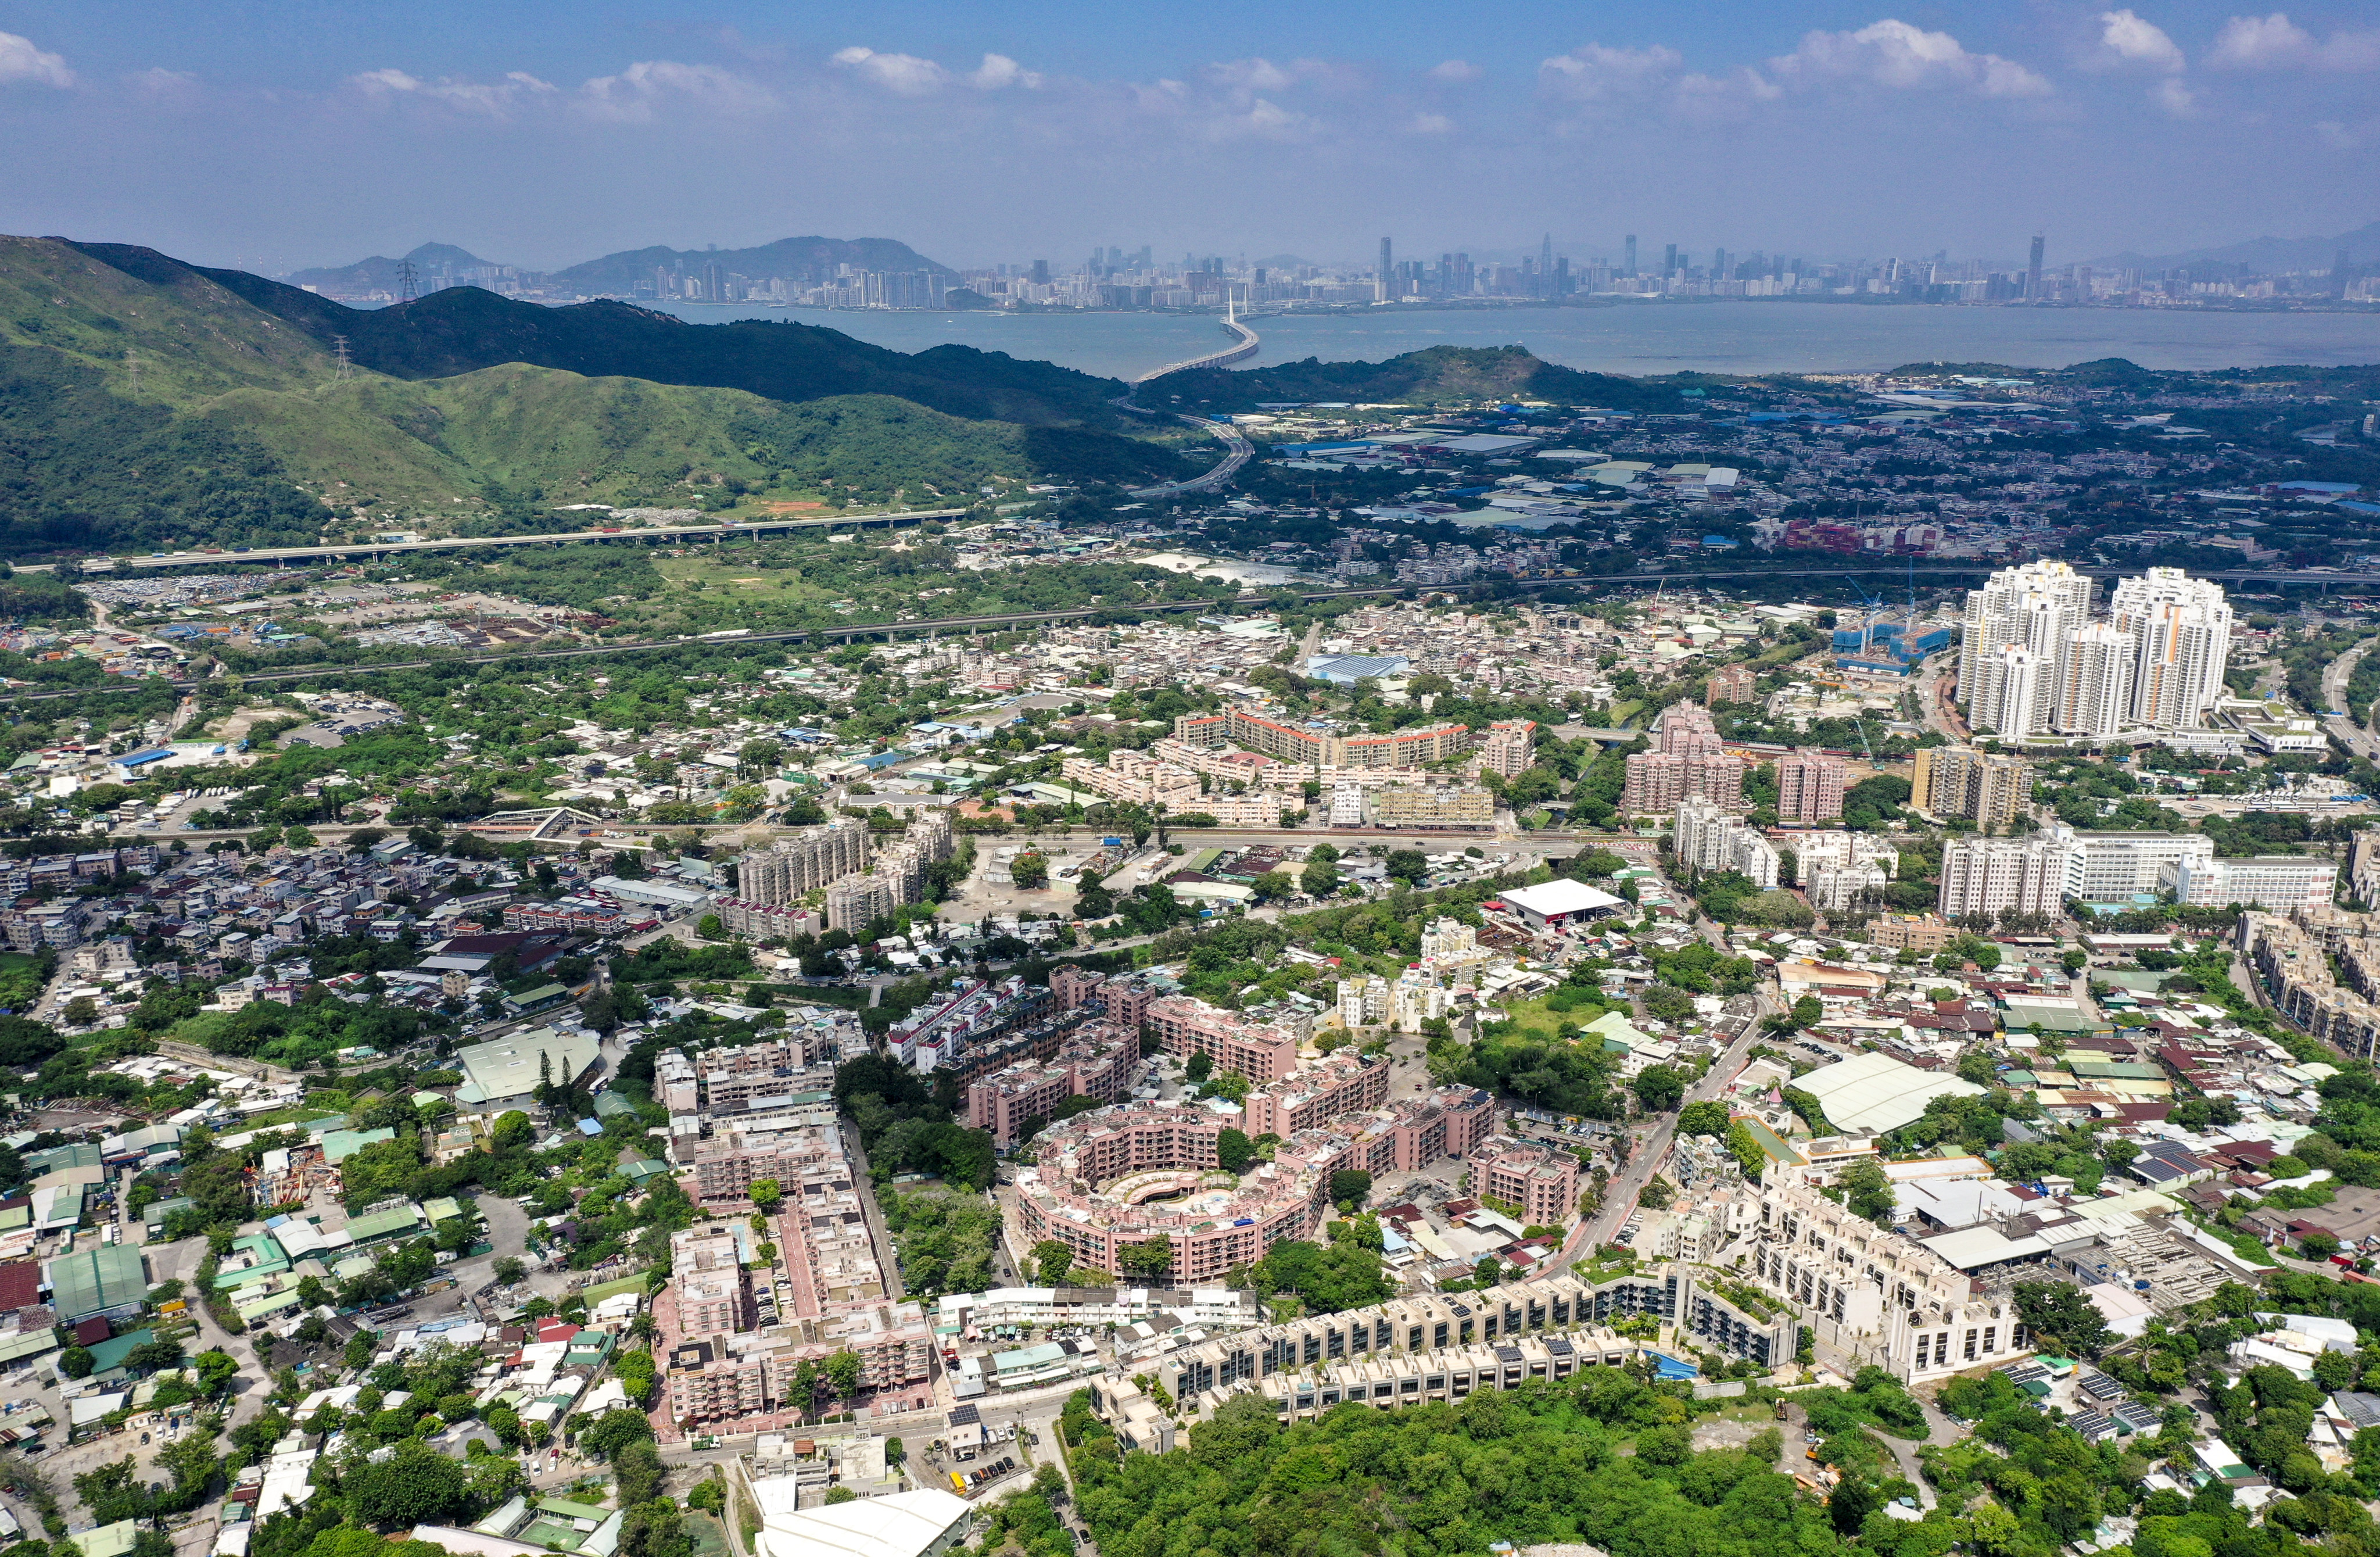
[[0, 235, 1188, 556], [1160, 343, 1690, 413], [71, 241, 1116, 426]]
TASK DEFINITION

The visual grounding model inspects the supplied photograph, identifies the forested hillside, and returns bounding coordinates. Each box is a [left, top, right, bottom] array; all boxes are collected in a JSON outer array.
[[70, 241, 1120, 427], [0, 234, 1190, 553], [1163, 343, 1693, 413]]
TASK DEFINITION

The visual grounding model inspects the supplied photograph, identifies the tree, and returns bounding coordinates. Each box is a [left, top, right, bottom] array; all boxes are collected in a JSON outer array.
[[342, 1438, 470, 1525], [2013, 1280, 2112, 1356], [696, 913, 729, 941], [1725, 1120, 1767, 1177], [1328, 1169, 1372, 1210], [493, 1257, 526, 1287], [614, 1439, 664, 1507], [1185, 1051, 1213, 1083], [823, 1349, 865, 1400], [1116, 1236, 1173, 1280], [750, 1177, 783, 1215], [1010, 853, 1049, 890], [1633, 1065, 1686, 1114], [1839, 1159, 1895, 1225], [1031, 1240, 1076, 1286], [1384, 850, 1427, 886], [1216, 1127, 1256, 1174], [59, 1344, 93, 1379], [1677, 1100, 1730, 1137], [579, 1406, 657, 1461], [1300, 859, 1341, 898]]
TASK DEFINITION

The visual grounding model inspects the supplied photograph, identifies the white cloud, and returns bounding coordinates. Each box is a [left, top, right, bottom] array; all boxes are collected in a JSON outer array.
[[968, 54, 1042, 90], [1672, 67, 1784, 116], [829, 47, 949, 95], [1408, 112, 1454, 133], [350, 68, 558, 115], [0, 31, 74, 90], [1428, 59, 1482, 83], [1538, 43, 1683, 101], [1768, 19, 2052, 98], [2153, 76, 2197, 114], [2097, 10, 2186, 71], [2210, 13, 2380, 71], [1206, 58, 1297, 95], [126, 67, 198, 95], [579, 60, 772, 120]]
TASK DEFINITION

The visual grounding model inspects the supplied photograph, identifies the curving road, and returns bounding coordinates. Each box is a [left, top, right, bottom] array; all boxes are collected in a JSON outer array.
[[1132, 414, 1255, 497]]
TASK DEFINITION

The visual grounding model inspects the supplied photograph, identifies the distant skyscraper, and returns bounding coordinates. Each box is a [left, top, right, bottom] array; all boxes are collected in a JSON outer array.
[[1540, 232, 1553, 278], [1663, 242, 1678, 277], [2026, 234, 2045, 299], [1623, 234, 1637, 277], [1031, 259, 1050, 285], [1378, 237, 1392, 302]]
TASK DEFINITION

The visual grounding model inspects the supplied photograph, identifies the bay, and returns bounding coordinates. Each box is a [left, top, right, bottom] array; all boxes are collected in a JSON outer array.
[[638, 299, 2380, 384]]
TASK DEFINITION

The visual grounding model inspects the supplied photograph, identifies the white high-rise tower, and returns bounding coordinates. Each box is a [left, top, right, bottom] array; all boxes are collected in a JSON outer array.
[[1972, 646, 2046, 738], [2056, 621, 2135, 737], [2110, 568, 2232, 730], [1959, 560, 2094, 736]]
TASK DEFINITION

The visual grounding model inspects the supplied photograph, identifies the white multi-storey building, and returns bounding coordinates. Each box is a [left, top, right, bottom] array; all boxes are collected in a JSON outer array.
[[2055, 621, 2135, 738], [1938, 834, 2073, 920], [1673, 797, 1779, 890], [2048, 823, 2214, 901], [2111, 568, 2233, 731], [1970, 646, 2048, 738], [2163, 854, 2338, 910], [1959, 560, 2092, 736]]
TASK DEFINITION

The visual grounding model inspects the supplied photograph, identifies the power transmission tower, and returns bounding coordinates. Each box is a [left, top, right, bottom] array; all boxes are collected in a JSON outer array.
[[332, 335, 353, 382], [397, 259, 419, 302], [124, 349, 138, 395]]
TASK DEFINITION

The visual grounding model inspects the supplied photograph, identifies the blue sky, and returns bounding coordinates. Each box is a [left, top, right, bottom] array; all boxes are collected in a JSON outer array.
[[0, 2, 2374, 273]]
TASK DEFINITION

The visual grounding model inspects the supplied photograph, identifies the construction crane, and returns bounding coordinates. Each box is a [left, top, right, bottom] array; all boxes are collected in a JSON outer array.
[[1845, 577, 1890, 654]]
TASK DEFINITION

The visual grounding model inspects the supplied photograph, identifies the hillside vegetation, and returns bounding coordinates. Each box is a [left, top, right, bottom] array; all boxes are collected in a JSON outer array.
[[71, 241, 1121, 427], [1163, 343, 1691, 412], [0, 235, 1192, 553]]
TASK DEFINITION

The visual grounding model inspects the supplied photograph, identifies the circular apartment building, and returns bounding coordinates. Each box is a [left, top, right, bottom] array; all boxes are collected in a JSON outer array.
[[1013, 1101, 1329, 1286]]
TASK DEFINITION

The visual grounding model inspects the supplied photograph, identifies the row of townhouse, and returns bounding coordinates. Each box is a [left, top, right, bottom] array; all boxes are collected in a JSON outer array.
[[1170, 709, 1474, 770], [1111, 1264, 1793, 1440], [1745, 1166, 2034, 1384], [2241, 908, 2380, 1059]]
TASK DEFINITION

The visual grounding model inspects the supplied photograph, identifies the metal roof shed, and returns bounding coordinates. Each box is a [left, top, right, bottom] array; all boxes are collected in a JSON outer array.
[[45, 1244, 148, 1322]]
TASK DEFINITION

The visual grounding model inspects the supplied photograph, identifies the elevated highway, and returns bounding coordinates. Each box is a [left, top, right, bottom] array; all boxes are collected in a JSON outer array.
[[88, 509, 969, 572]]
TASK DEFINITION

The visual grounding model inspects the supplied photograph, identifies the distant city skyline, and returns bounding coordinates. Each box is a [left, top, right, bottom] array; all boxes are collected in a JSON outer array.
[[0, 3, 2376, 271]]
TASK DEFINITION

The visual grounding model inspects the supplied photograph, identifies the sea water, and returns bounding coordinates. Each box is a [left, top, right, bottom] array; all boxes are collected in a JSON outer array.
[[638, 299, 2380, 382]]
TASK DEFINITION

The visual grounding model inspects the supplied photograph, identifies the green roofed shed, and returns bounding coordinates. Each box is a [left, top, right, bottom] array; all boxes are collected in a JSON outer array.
[[344, 1205, 426, 1245], [320, 1128, 397, 1164], [84, 1327, 156, 1375], [44, 1244, 148, 1322], [78, 1522, 141, 1557]]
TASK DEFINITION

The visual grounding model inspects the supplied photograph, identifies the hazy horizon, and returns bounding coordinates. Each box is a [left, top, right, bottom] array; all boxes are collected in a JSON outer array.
[[1, 2, 2376, 275]]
